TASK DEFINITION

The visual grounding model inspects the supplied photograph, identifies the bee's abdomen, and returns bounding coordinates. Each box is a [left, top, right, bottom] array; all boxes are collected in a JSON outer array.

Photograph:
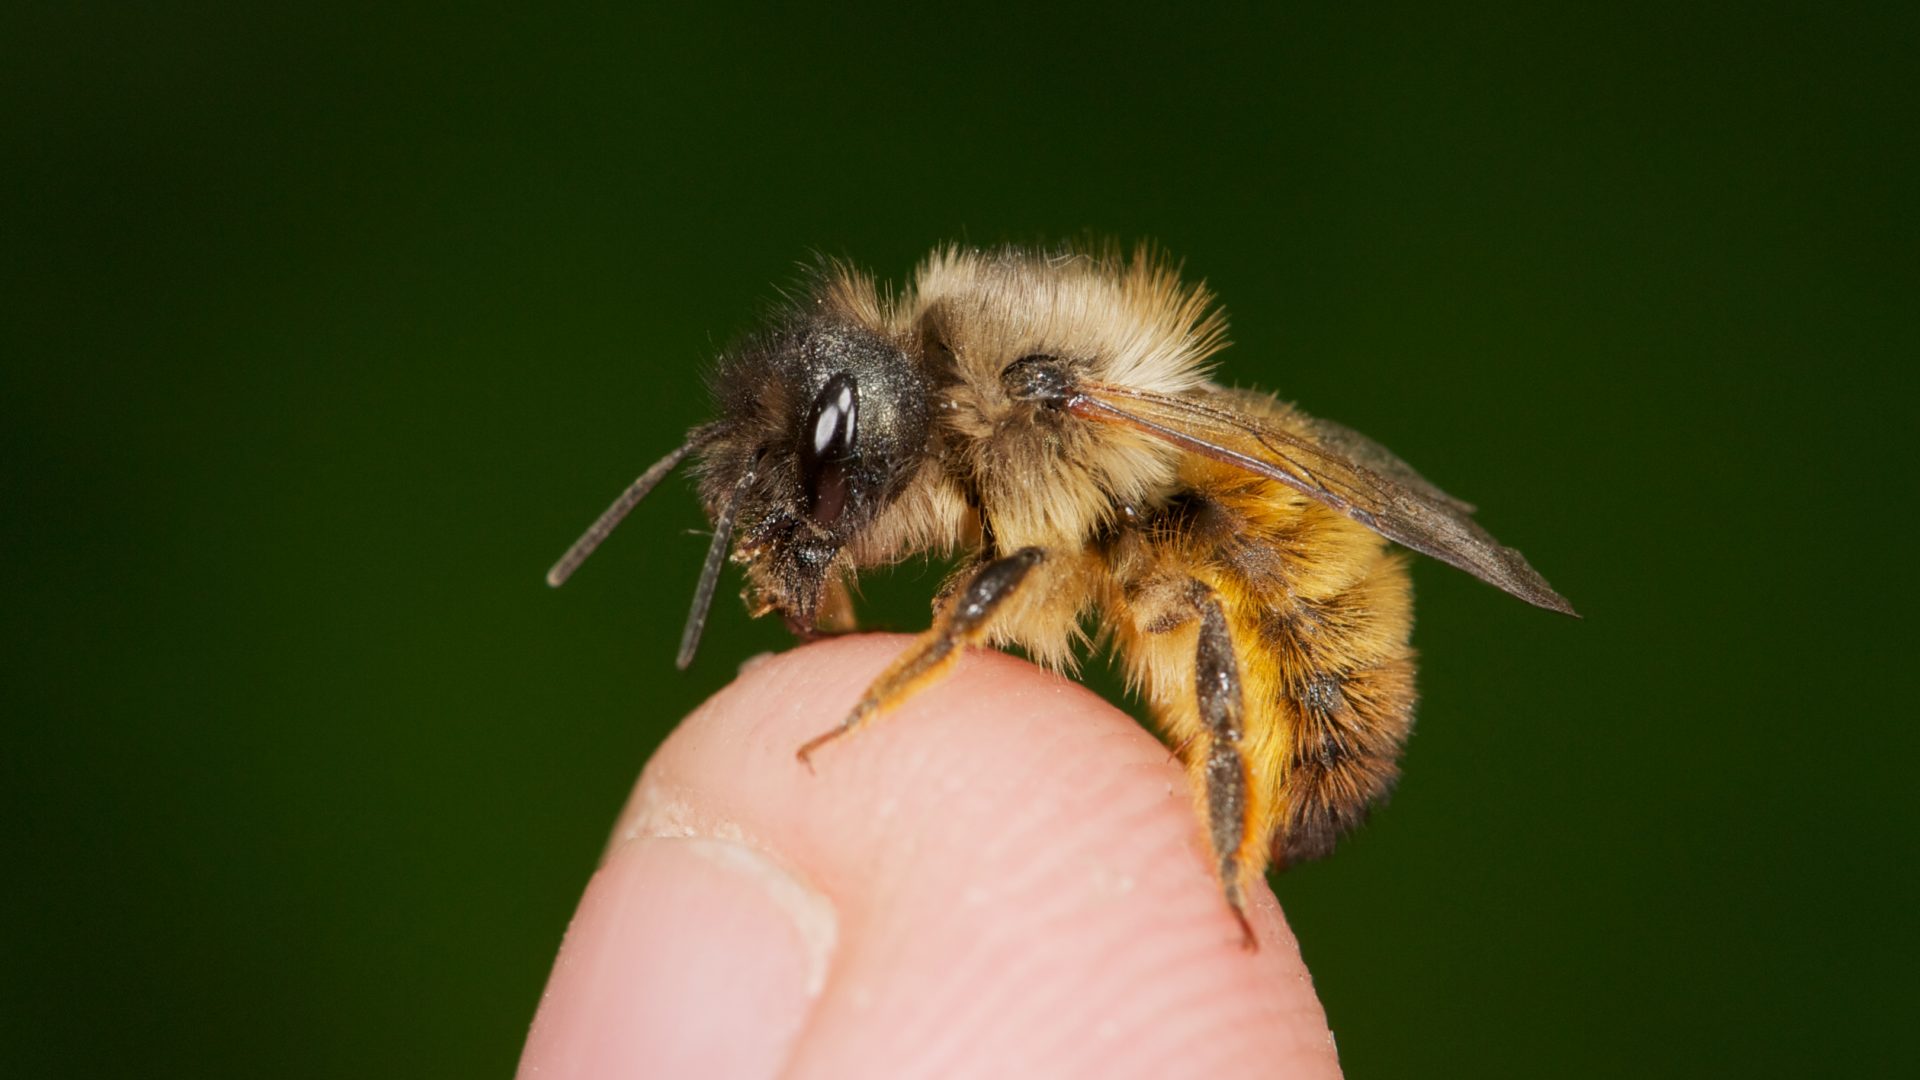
[[1109, 480, 1419, 878], [1271, 651, 1416, 863], [1251, 549, 1417, 866]]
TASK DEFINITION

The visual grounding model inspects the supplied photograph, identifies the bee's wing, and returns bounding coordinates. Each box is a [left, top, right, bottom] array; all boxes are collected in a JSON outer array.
[[1072, 384, 1576, 615], [1291, 412, 1477, 515]]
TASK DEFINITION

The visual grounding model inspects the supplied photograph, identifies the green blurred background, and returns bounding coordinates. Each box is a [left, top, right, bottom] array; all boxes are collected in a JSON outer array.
[[6, 5, 1914, 1077]]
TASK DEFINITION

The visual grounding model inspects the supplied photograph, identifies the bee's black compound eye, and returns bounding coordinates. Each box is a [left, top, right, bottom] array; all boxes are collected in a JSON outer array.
[[799, 372, 858, 525]]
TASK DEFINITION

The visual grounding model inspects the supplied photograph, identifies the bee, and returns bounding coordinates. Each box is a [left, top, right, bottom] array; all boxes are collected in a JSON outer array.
[[548, 244, 1574, 947]]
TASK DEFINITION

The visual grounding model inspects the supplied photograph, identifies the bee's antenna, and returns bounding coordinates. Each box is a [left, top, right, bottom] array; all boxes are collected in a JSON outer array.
[[676, 465, 752, 670], [546, 439, 698, 588]]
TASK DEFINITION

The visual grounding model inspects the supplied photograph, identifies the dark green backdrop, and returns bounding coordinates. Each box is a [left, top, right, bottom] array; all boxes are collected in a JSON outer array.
[[7, 6, 1914, 1077]]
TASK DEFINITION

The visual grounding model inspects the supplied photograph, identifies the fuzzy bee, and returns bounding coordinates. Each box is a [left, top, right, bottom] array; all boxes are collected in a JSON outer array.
[[548, 244, 1574, 946]]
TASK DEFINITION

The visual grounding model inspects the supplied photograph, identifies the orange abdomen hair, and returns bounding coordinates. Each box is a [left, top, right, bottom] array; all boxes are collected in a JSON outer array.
[[1107, 459, 1417, 891]]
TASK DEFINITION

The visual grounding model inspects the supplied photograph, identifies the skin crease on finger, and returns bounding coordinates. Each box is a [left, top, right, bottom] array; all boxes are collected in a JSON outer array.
[[517, 635, 1344, 1080]]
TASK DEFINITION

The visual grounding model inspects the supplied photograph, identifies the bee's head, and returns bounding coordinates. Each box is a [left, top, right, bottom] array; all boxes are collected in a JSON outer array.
[[695, 300, 931, 635], [543, 265, 933, 667]]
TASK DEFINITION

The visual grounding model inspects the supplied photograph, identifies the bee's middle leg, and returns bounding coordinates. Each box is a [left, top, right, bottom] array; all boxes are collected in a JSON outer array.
[[1190, 580, 1259, 950], [796, 547, 1045, 767]]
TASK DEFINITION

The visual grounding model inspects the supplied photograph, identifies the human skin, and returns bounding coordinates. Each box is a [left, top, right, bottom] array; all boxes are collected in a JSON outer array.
[[517, 634, 1343, 1079]]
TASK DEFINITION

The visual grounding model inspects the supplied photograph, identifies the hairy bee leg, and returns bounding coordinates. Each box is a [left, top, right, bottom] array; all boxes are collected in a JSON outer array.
[[927, 554, 980, 614], [1192, 582, 1258, 950], [795, 547, 1045, 768]]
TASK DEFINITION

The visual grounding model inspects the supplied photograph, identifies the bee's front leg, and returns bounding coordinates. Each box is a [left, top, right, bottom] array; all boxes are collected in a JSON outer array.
[[795, 547, 1046, 768]]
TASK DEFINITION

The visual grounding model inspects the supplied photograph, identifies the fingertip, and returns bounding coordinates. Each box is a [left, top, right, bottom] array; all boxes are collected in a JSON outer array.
[[528, 636, 1342, 1078]]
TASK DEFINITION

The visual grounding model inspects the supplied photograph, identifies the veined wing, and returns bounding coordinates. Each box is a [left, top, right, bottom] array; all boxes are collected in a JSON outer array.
[[1069, 383, 1576, 615]]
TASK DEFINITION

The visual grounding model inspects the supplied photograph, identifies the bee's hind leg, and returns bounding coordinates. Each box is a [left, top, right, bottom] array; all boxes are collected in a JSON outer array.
[[795, 547, 1045, 768], [1190, 581, 1259, 950]]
